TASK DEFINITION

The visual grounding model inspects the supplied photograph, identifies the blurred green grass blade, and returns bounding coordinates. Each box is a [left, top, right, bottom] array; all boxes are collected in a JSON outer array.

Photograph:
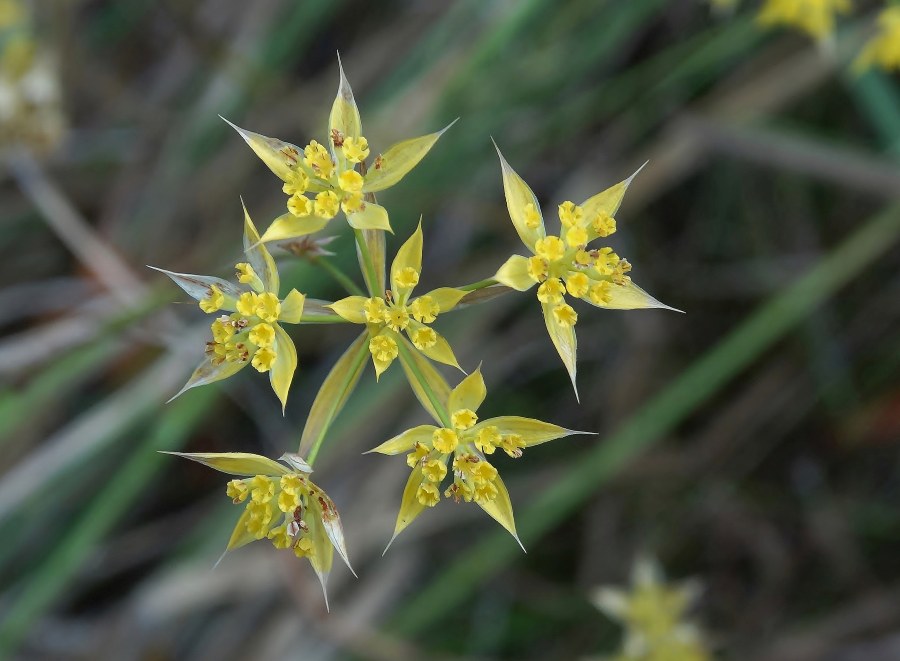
[[0, 387, 219, 657], [846, 71, 900, 157], [390, 203, 900, 635]]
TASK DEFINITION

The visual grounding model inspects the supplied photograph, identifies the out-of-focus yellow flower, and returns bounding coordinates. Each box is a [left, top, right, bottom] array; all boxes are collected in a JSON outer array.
[[492, 146, 678, 398], [151, 204, 306, 411], [757, 0, 852, 42], [369, 367, 587, 548], [591, 557, 711, 661], [165, 451, 354, 608], [222, 57, 455, 242], [855, 7, 900, 73], [0, 0, 65, 150], [327, 221, 467, 379]]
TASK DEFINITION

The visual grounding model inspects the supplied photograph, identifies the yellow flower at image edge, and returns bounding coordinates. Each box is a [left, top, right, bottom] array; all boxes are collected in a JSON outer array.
[[855, 7, 900, 73], [150, 204, 306, 411], [328, 221, 468, 380], [163, 451, 354, 608], [367, 367, 590, 549], [757, 0, 852, 42], [220, 56, 458, 244], [491, 145, 680, 399]]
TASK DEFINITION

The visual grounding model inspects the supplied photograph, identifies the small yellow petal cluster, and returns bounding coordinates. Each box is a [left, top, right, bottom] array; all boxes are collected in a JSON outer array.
[[225, 472, 333, 561], [277, 131, 377, 224], [200, 265, 293, 375], [757, 0, 851, 42], [516, 199, 631, 330]]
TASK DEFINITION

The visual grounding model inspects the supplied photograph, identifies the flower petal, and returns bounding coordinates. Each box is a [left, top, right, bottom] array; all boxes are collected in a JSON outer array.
[[346, 201, 392, 232], [390, 220, 423, 297], [259, 213, 332, 244], [367, 424, 438, 455], [476, 474, 524, 550], [168, 356, 246, 402], [304, 500, 335, 610], [448, 366, 486, 414], [362, 120, 457, 193], [397, 335, 452, 426], [316, 488, 356, 577], [278, 289, 306, 324], [421, 287, 468, 313], [580, 162, 646, 239], [494, 254, 537, 291], [475, 416, 589, 446], [242, 202, 280, 294], [298, 332, 369, 458], [413, 327, 462, 371], [327, 296, 368, 324], [161, 451, 290, 476], [221, 116, 304, 183], [328, 54, 362, 162], [386, 465, 428, 552], [542, 301, 578, 401], [493, 143, 545, 249], [149, 267, 242, 309], [270, 324, 297, 413], [584, 278, 681, 312]]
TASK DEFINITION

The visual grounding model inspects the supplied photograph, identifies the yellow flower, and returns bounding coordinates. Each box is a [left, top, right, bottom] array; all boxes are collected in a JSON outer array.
[[757, 0, 851, 42], [222, 57, 456, 243], [855, 7, 900, 73], [591, 556, 711, 661], [491, 146, 678, 399], [327, 222, 468, 380], [151, 204, 306, 411], [164, 451, 355, 607], [369, 368, 588, 549]]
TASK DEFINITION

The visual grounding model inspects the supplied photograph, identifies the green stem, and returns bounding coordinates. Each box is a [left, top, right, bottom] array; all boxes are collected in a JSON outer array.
[[298, 314, 350, 324], [310, 256, 365, 297], [457, 278, 498, 292], [305, 338, 370, 466], [354, 229, 381, 297], [396, 340, 451, 428]]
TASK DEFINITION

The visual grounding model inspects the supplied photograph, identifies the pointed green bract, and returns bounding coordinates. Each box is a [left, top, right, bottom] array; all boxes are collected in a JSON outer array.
[[587, 279, 680, 312], [363, 121, 456, 193], [494, 143, 546, 249], [270, 324, 297, 413], [347, 201, 392, 232], [242, 203, 279, 294], [328, 55, 362, 164], [474, 416, 585, 446], [221, 117, 302, 183], [298, 332, 369, 459], [476, 474, 523, 549], [148, 267, 241, 309], [258, 213, 331, 244], [279, 289, 306, 324], [391, 221, 423, 299], [163, 451, 290, 476], [368, 425, 438, 455], [328, 296, 368, 324], [397, 336, 451, 425], [494, 254, 536, 292], [542, 302, 578, 401], [168, 357, 246, 403], [389, 465, 429, 546], [448, 367, 486, 414]]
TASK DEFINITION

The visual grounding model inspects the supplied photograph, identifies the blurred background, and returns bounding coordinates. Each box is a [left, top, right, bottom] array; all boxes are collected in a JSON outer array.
[[2, 0, 900, 659]]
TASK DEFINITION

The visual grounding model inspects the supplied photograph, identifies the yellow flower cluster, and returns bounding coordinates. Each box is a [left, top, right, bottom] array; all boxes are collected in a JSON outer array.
[[155, 57, 679, 606]]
